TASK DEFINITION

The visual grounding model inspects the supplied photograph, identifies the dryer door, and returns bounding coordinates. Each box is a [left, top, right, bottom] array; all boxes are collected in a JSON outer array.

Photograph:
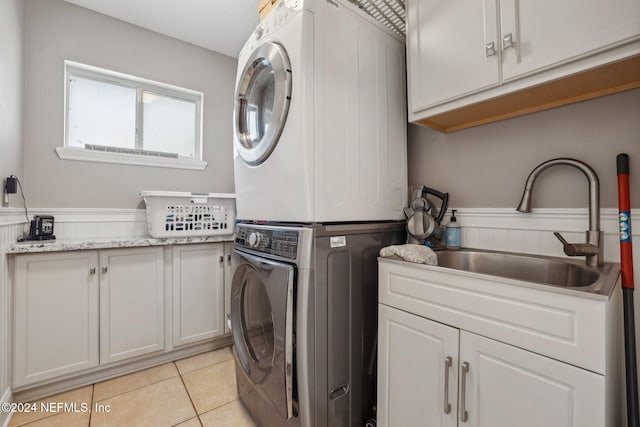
[[231, 249, 294, 419], [234, 42, 292, 166]]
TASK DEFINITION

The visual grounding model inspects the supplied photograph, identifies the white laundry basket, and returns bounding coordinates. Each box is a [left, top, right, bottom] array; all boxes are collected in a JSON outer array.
[[140, 191, 236, 238]]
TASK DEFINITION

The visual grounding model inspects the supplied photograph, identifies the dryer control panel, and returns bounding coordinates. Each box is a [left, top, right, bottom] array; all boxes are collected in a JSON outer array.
[[235, 225, 300, 260]]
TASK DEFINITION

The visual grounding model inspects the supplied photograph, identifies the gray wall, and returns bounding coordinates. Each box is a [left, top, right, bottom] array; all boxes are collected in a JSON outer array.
[[23, 0, 238, 209], [0, 0, 25, 207], [408, 88, 640, 209]]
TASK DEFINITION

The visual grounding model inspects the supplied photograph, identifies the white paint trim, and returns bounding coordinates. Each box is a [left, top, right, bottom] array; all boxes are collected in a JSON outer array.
[[1, 206, 636, 234], [0, 208, 146, 226], [0, 209, 28, 227], [450, 207, 635, 234], [56, 147, 208, 170], [30, 208, 146, 223]]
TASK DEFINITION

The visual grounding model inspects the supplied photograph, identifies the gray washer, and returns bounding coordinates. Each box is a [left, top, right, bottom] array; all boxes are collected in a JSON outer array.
[[231, 221, 405, 427]]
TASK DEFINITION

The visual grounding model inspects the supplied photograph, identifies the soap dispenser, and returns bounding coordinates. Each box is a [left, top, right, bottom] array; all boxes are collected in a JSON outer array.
[[445, 210, 461, 250]]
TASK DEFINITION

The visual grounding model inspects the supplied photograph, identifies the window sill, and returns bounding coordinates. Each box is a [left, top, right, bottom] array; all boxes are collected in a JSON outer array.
[[55, 147, 208, 170]]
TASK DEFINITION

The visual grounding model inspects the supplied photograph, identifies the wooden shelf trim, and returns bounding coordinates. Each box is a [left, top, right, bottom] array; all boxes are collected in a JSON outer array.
[[417, 55, 640, 133]]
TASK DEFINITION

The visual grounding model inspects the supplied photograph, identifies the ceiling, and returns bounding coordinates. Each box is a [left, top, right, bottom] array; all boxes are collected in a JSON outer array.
[[64, 0, 260, 58]]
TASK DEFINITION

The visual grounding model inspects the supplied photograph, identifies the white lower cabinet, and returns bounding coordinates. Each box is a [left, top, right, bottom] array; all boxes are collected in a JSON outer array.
[[378, 304, 458, 427], [13, 252, 100, 388], [100, 247, 165, 364], [172, 244, 225, 346], [12, 242, 230, 389], [378, 304, 605, 427], [460, 330, 603, 427], [14, 248, 165, 386]]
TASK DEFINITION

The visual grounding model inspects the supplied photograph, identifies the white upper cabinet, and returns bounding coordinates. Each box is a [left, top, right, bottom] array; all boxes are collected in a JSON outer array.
[[407, 0, 501, 112], [407, 0, 640, 131], [500, 0, 640, 81]]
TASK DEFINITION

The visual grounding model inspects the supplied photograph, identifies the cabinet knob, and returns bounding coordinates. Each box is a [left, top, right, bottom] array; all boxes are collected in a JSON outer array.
[[502, 33, 514, 50], [219, 255, 224, 263], [485, 41, 496, 57], [89, 267, 96, 275], [101, 266, 108, 274]]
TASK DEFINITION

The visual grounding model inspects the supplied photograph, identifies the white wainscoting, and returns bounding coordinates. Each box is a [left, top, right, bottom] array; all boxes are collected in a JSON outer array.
[[0, 208, 148, 240], [0, 208, 147, 426], [0, 221, 25, 427], [0, 206, 639, 425], [455, 207, 639, 267]]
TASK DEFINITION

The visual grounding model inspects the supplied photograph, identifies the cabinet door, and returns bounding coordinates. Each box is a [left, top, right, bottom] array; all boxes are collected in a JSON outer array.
[[172, 244, 225, 346], [459, 331, 605, 427], [500, 0, 640, 80], [406, 0, 500, 112], [377, 304, 458, 427], [100, 247, 165, 364], [13, 252, 99, 387]]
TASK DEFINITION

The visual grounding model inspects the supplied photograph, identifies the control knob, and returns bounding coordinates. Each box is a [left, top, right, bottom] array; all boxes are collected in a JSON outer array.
[[248, 232, 266, 248]]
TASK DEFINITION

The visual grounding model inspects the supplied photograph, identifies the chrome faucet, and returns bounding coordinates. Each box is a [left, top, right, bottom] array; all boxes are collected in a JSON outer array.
[[516, 158, 603, 267]]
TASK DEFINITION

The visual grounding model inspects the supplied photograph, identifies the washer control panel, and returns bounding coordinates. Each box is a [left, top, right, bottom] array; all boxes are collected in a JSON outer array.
[[235, 225, 299, 260]]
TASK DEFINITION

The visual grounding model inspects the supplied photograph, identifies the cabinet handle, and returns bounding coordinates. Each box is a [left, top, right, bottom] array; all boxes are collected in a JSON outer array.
[[227, 254, 231, 264], [444, 356, 452, 414], [101, 266, 108, 274], [89, 267, 96, 275], [485, 41, 496, 57], [219, 255, 224, 263], [502, 33, 514, 50], [460, 361, 469, 422]]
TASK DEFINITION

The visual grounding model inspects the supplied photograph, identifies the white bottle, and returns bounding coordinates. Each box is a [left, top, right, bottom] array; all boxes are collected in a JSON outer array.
[[445, 210, 461, 250]]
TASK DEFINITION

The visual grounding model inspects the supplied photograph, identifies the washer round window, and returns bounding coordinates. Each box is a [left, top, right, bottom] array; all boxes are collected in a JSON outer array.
[[234, 42, 292, 166], [241, 269, 275, 371]]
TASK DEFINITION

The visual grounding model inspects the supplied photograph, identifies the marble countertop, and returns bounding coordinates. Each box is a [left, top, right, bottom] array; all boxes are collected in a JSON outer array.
[[6, 235, 234, 254]]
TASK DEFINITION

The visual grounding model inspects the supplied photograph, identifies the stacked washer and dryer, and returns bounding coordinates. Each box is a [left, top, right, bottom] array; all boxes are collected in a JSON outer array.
[[230, 0, 407, 426]]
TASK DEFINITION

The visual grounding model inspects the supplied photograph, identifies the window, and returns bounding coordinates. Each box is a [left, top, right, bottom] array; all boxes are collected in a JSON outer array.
[[57, 61, 206, 170]]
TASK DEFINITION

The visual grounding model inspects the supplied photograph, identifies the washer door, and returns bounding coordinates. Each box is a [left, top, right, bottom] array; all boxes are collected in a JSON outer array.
[[231, 250, 294, 419], [233, 42, 292, 166]]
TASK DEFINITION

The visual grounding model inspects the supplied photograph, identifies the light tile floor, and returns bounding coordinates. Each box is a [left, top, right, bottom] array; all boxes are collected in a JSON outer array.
[[8, 347, 257, 427]]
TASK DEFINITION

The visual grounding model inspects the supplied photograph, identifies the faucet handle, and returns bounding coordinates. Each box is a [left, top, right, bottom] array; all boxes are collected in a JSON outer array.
[[554, 232, 599, 257], [554, 232, 579, 256], [553, 232, 569, 246]]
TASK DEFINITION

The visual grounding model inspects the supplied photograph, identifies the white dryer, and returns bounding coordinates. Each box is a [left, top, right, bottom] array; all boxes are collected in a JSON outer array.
[[233, 0, 407, 223]]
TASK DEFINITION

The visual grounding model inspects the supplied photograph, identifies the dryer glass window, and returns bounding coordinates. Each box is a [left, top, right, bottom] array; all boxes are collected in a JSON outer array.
[[234, 42, 291, 166], [242, 274, 275, 369]]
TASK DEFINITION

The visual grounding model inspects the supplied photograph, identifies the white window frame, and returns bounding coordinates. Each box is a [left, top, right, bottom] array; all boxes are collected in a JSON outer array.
[[57, 61, 207, 170]]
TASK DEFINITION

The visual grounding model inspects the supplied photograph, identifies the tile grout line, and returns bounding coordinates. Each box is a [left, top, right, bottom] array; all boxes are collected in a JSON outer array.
[[175, 362, 204, 427], [87, 385, 94, 427], [13, 386, 93, 427], [176, 351, 235, 377], [91, 364, 180, 403], [17, 351, 233, 427]]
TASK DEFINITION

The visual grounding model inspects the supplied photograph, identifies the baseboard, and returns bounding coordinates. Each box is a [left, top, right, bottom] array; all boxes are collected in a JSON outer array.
[[12, 336, 232, 403]]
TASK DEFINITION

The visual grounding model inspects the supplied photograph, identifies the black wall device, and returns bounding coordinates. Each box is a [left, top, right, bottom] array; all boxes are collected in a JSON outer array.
[[27, 215, 56, 241], [5, 176, 17, 194]]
